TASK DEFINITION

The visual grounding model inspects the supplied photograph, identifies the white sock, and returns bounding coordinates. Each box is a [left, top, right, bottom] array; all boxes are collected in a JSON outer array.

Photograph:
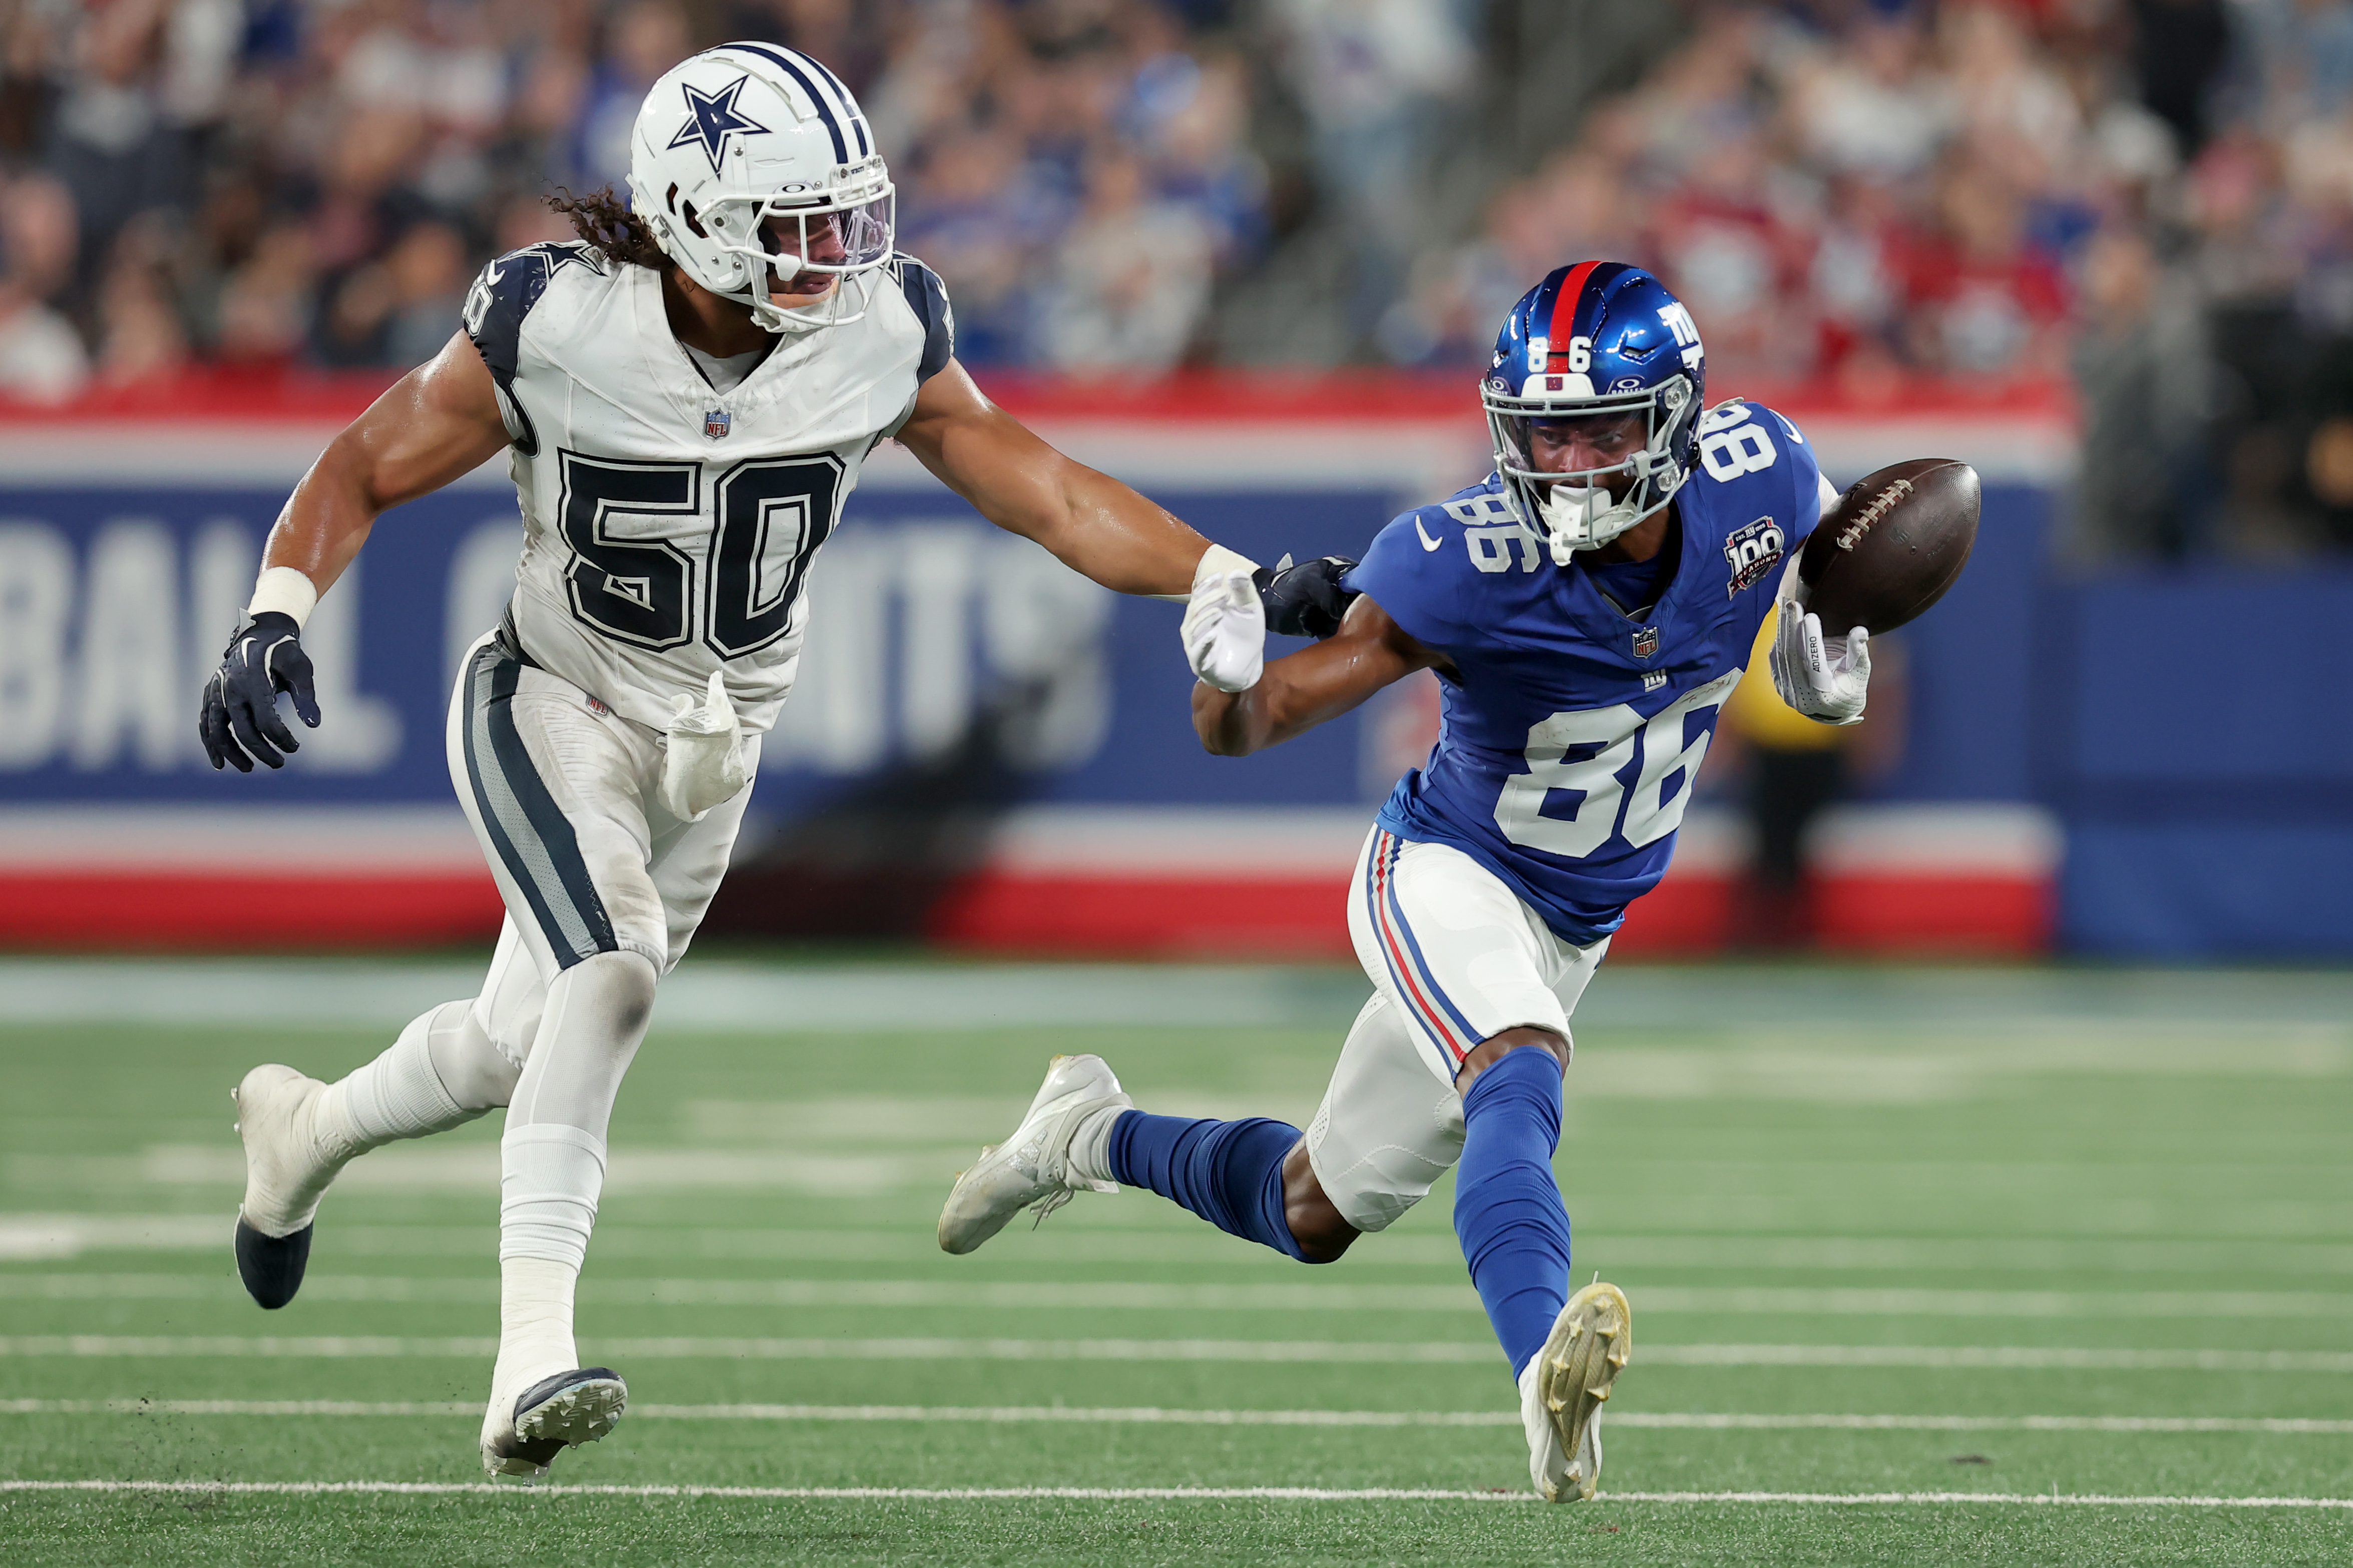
[[496, 1123, 605, 1386], [491, 1255, 580, 1400], [315, 1002, 478, 1155], [485, 951, 653, 1414], [1065, 1104, 1127, 1187], [501, 1122, 605, 1266]]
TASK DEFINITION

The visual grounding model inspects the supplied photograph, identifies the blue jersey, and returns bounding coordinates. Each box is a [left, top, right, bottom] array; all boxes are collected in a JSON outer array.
[[1347, 401, 1828, 945]]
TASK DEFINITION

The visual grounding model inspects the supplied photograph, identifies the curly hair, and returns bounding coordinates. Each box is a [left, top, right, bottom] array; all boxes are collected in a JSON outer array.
[[545, 186, 669, 270]]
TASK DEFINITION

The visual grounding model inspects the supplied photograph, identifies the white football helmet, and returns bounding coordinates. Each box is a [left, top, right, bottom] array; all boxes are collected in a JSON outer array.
[[626, 43, 894, 333]]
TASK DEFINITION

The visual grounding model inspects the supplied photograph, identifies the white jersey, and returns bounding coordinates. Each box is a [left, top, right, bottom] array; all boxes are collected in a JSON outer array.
[[462, 240, 955, 734]]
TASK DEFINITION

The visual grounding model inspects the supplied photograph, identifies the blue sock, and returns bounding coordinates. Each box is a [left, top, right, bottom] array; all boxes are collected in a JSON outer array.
[[1454, 1047, 1573, 1377], [1106, 1111, 1312, 1262]]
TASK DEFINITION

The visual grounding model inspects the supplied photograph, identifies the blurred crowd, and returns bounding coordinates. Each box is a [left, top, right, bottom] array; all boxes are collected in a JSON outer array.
[[1391, 0, 2353, 558], [13, 0, 2353, 554], [0, 0, 1299, 394]]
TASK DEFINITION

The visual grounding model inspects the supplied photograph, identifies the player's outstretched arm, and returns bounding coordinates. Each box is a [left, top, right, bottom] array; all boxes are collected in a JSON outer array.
[[198, 332, 511, 772], [892, 360, 1214, 597], [1194, 595, 1450, 757], [260, 330, 514, 597]]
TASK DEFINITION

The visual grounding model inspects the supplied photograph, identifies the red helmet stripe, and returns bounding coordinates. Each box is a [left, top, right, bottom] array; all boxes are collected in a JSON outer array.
[[1544, 260, 1604, 354]]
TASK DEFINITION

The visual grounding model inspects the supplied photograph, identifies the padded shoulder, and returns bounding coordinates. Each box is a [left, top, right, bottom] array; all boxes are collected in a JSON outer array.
[[1680, 399, 1825, 550], [462, 242, 608, 454], [1748, 401, 1827, 546], [889, 252, 955, 382], [1344, 494, 1496, 652]]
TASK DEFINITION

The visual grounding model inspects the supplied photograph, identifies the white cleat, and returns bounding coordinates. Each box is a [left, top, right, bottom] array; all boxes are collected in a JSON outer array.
[[230, 1064, 357, 1310], [481, 1366, 628, 1480], [1520, 1279, 1632, 1502], [937, 1054, 1131, 1255]]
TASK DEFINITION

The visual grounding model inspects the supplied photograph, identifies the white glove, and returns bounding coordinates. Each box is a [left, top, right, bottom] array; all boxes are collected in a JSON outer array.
[[661, 670, 749, 822], [1768, 598, 1871, 725], [1180, 543, 1264, 693]]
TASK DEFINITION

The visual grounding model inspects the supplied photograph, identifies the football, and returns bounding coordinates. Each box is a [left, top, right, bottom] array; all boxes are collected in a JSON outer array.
[[1796, 457, 1981, 634]]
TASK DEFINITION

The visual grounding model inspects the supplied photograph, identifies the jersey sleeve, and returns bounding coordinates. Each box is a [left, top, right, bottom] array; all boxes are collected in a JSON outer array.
[[1757, 403, 1828, 548], [1344, 507, 1471, 651], [462, 250, 554, 456], [891, 254, 955, 383]]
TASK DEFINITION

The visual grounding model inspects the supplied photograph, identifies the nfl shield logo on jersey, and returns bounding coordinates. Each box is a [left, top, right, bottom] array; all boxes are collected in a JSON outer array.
[[1631, 624, 1660, 661], [703, 408, 731, 440], [1723, 516, 1785, 598]]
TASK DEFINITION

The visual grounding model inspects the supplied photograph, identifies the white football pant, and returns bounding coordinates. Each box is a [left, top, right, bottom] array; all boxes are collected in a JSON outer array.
[[1303, 826, 1608, 1234]]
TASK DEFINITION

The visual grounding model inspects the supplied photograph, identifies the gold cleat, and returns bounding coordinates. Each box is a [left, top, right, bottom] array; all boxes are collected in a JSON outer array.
[[1528, 1280, 1632, 1501]]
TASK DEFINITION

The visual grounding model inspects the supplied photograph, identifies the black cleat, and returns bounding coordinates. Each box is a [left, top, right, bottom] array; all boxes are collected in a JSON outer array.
[[230, 1065, 350, 1309], [483, 1367, 629, 1478], [233, 1217, 312, 1309]]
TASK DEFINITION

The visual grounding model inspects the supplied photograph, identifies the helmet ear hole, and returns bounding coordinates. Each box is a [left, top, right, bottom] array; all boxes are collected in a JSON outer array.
[[665, 183, 679, 215], [680, 199, 709, 240]]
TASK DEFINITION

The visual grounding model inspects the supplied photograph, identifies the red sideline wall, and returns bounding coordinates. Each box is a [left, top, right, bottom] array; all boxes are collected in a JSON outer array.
[[920, 803, 2061, 961], [925, 868, 2056, 960]]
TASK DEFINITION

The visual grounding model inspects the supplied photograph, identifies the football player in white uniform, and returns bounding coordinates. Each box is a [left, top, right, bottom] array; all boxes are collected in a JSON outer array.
[[197, 44, 1278, 1479]]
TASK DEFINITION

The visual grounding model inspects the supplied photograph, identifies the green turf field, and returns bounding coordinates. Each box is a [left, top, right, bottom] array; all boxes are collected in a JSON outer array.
[[3, 958, 2350, 1565]]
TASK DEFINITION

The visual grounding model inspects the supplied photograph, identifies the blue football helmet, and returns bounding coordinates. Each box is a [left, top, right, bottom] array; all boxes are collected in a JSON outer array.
[[1482, 261, 1707, 563]]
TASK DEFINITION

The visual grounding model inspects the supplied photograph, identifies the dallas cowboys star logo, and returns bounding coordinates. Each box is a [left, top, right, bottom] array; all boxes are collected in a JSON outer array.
[[667, 75, 769, 173], [513, 241, 600, 279]]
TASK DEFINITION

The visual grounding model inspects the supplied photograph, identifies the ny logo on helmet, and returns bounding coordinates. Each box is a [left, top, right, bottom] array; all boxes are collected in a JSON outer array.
[[669, 75, 770, 172], [1659, 301, 1704, 366]]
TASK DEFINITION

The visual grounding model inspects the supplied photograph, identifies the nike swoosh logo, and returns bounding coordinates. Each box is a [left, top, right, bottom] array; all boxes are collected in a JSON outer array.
[[483, 259, 505, 287], [1414, 517, 1443, 552]]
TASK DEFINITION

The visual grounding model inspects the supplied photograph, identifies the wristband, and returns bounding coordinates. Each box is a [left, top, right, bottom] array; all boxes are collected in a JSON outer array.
[[246, 566, 320, 630], [1151, 543, 1262, 605]]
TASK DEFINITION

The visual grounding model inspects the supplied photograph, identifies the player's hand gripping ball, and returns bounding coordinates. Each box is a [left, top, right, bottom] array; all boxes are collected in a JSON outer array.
[[199, 612, 320, 772]]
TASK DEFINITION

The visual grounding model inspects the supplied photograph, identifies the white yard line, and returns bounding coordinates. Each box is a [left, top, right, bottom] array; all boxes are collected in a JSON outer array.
[[10, 1219, 2353, 1278], [3, 1335, 2351, 1371], [3, 1399, 2348, 1434], [2, 1478, 2347, 1508], [12, 1273, 2353, 1321]]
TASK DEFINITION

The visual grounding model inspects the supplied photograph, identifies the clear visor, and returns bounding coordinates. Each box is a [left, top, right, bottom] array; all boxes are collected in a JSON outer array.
[[710, 187, 895, 296]]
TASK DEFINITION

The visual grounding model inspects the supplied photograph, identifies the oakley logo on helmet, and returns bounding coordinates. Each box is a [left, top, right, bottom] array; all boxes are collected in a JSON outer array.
[[668, 75, 771, 173]]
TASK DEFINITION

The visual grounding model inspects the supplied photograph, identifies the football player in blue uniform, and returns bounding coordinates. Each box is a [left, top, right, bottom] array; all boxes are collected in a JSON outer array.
[[937, 263, 1872, 1500]]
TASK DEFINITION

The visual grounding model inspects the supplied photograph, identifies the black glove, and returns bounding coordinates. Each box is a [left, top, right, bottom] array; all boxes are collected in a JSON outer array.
[[1254, 555, 1361, 640], [199, 612, 320, 772]]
